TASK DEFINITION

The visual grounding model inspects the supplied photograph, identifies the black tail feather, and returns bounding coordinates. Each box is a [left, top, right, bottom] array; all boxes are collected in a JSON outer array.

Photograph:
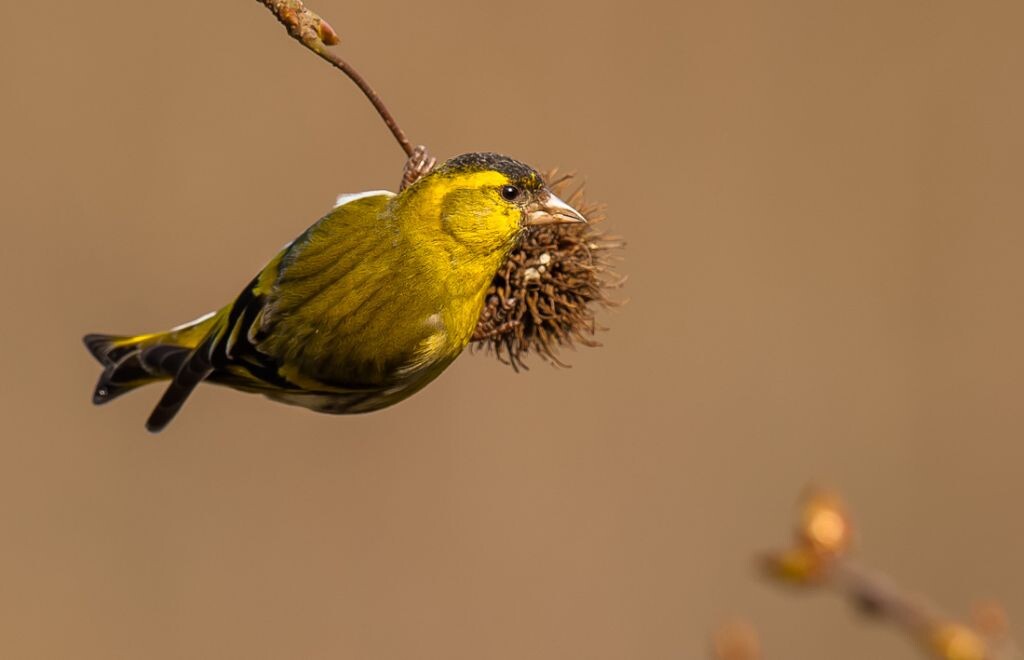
[[144, 339, 216, 433], [83, 333, 134, 365], [83, 334, 194, 408]]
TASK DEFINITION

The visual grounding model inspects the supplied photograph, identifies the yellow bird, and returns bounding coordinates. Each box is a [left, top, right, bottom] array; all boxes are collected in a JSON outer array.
[[84, 153, 586, 432]]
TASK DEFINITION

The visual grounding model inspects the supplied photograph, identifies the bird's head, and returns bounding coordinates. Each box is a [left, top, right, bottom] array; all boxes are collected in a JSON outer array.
[[403, 152, 586, 255]]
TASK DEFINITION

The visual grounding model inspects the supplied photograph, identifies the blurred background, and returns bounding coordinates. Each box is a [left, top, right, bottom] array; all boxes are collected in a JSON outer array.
[[2, 1, 1023, 658]]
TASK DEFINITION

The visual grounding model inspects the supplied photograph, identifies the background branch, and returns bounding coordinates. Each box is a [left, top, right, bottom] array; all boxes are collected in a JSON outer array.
[[760, 489, 1021, 660]]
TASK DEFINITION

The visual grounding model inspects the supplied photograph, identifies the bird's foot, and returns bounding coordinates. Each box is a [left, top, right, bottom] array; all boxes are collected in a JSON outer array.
[[400, 145, 437, 191]]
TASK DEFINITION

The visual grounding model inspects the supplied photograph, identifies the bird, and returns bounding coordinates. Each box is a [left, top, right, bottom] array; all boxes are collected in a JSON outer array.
[[83, 152, 587, 432]]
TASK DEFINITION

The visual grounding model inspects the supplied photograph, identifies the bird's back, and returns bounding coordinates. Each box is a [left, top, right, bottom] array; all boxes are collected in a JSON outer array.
[[254, 192, 464, 394]]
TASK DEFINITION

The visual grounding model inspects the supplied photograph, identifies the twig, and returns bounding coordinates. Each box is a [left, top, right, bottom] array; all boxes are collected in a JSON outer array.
[[830, 559, 940, 636], [255, 0, 414, 158], [762, 488, 1020, 660]]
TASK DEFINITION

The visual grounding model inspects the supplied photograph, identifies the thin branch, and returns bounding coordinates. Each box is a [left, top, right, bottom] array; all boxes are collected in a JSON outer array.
[[830, 559, 940, 636], [829, 559, 1022, 660], [256, 0, 414, 158], [762, 488, 1021, 660]]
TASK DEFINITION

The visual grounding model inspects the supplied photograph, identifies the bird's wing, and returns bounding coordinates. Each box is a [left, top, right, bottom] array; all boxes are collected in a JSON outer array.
[[140, 192, 399, 430], [213, 191, 404, 393]]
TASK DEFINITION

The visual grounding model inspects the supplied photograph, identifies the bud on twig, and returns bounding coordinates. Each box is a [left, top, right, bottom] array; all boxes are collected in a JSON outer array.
[[760, 488, 1019, 660]]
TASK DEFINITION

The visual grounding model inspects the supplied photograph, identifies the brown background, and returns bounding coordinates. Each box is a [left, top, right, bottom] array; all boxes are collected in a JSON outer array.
[[2, 1, 1023, 658]]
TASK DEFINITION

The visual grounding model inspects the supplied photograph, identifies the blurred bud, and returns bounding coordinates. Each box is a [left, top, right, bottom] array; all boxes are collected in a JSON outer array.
[[799, 488, 852, 557], [930, 623, 989, 660], [971, 601, 1009, 639], [762, 546, 830, 585], [317, 18, 340, 45], [711, 620, 762, 660]]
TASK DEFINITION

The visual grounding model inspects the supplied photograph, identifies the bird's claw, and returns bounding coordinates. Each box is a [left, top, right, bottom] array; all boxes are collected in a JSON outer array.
[[400, 145, 437, 191]]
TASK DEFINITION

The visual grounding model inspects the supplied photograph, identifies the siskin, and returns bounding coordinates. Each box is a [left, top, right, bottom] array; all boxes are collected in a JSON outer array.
[[84, 153, 586, 432]]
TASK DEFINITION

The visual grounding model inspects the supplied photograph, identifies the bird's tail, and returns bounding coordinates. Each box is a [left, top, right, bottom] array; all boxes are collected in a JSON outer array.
[[83, 311, 221, 408]]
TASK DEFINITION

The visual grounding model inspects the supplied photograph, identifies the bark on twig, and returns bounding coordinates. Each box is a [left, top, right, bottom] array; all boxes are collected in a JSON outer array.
[[255, 0, 414, 157]]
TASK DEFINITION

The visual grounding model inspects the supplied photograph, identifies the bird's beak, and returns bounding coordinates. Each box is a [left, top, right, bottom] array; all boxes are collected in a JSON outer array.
[[524, 190, 588, 226]]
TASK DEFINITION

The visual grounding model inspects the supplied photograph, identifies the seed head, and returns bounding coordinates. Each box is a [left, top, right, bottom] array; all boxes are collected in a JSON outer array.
[[471, 170, 625, 369]]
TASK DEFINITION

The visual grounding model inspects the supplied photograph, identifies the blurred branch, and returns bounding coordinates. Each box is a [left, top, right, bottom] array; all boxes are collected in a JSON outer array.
[[760, 488, 1020, 660], [254, 0, 416, 159], [830, 559, 940, 637]]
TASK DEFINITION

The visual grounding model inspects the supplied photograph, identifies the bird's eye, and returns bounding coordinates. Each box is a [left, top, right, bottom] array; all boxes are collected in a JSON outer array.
[[500, 185, 521, 202]]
